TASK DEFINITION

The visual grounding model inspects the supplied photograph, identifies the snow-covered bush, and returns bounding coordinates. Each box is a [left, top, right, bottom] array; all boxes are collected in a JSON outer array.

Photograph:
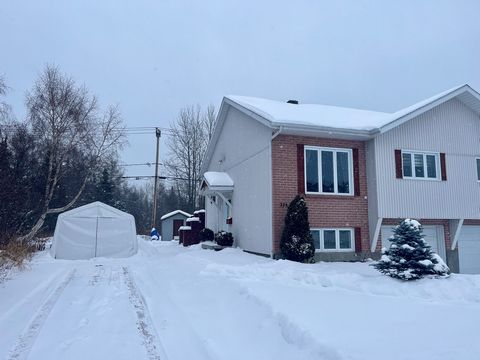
[[280, 195, 315, 263], [215, 231, 234, 246], [373, 219, 450, 280], [199, 228, 214, 242]]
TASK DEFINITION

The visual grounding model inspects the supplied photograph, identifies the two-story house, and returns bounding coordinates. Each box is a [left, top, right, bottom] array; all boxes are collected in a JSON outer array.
[[200, 85, 480, 273]]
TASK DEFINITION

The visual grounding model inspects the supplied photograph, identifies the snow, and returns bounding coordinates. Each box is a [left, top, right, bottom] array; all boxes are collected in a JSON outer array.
[[193, 209, 206, 214], [178, 225, 191, 231], [1, 240, 480, 360], [160, 210, 191, 221], [404, 218, 421, 229], [185, 217, 200, 223], [227, 95, 390, 131], [227, 85, 471, 133], [419, 259, 433, 266], [203, 171, 234, 187]]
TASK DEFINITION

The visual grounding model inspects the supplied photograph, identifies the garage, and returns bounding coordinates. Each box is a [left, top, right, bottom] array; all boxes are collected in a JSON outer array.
[[458, 226, 480, 274], [381, 225, 446, 261]]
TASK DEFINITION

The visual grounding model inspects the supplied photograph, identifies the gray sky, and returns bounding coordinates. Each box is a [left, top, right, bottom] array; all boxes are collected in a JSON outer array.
[[1, 0, 479, 179]]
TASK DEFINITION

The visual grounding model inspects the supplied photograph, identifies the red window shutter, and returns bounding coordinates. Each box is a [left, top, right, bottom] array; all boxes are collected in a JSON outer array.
[[354, 227, 362, 252], [394, 149, 403, 179], [297, 144, 305, 194], [353, 148, 360, 196], [440, 153, 447, 181]]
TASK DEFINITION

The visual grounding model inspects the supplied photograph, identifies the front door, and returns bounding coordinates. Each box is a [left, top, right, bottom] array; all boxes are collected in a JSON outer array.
[[173, 219, 184, 238]]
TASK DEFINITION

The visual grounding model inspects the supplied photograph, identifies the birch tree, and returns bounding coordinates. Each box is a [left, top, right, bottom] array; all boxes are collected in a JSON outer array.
[[18, 65, 125, 243]]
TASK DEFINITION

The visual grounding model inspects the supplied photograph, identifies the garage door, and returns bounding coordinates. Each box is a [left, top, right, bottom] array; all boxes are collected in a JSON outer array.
[[381, 225, 446, 260], [458, 226, 480, 274]]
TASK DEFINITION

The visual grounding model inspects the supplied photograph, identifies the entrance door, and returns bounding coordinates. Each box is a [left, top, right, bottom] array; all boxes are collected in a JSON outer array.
[[173, 219, 184, 239]]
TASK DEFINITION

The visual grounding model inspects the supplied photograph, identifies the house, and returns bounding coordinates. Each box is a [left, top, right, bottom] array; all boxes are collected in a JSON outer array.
[[160, 210, 192, 241], [200, 84, 480, 273]]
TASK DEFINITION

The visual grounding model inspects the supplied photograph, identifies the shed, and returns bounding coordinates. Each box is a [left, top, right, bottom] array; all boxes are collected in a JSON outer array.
[[51, 201, 138, 260], [160, 210, 192, 241]]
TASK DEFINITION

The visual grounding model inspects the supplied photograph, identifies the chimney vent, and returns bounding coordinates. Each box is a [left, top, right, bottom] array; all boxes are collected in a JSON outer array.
[[287, 99, 299, 105]]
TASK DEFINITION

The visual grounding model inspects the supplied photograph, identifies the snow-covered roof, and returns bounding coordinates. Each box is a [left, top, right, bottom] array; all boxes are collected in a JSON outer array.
[[58, 201, 133, 219], [225, 84, 480, 135], [227, 95, 389, 131], [160, 210, 192, 221], [201, 84, 480, 176], [204, 172, 233, 187]]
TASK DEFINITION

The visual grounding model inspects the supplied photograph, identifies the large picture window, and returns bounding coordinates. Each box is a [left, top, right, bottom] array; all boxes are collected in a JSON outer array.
[[310, 228, 354, 252], [402, 151, 439, 180], [305, 147, 353, 195]]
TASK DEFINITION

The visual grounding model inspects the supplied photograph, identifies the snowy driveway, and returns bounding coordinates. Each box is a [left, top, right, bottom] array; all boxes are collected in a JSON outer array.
[[1, 239, 480, 360]]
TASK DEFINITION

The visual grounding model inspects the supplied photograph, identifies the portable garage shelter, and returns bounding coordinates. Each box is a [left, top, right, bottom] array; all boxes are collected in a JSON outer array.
[[51, 201, 138, 260]]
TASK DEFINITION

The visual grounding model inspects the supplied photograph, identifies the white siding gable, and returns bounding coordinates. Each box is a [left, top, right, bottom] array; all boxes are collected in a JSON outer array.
[[373, 98, 480, 219]]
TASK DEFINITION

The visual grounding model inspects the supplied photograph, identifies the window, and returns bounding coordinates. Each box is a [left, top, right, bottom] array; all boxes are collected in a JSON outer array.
[[310, 228, 354, 251], [305, 147, 353, 195], [477, 158, 480, 181], [402, 151, 439, 180]]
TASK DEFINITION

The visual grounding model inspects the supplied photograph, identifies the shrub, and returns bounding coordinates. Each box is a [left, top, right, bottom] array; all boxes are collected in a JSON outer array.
[[280, 195, 315, 262], [199, 228, 214, 242], [215, 231, 234, 246], [373, 219, 450, 280]]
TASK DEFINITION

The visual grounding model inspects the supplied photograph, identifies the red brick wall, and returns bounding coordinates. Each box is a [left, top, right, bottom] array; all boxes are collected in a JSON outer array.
[[271, 134, 370, 255]]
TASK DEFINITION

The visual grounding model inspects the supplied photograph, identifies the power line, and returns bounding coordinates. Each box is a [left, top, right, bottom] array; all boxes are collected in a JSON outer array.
[[119, 162, 163, 167]]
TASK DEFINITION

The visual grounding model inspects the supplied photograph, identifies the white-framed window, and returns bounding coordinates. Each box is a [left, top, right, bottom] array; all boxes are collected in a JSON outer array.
[[310, 228, 354, 252], [476, 158, 480, 181], [305, 146, 353, 195], [402, 150, 440, 180]]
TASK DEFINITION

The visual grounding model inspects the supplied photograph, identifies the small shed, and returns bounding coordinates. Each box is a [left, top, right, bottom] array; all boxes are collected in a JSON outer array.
[[51, 201, 138, 260], [160, 210, 192, 241]]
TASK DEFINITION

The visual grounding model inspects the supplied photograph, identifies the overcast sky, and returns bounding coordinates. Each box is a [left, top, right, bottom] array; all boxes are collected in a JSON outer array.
[[1, 0, 479, 179]]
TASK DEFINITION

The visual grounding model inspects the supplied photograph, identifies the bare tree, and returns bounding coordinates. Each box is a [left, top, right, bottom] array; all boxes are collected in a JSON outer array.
[[166, 105, 216, 212], [18, 65, 125, 243], [0, 75, 13, 123], [202, 104, 216, 141]]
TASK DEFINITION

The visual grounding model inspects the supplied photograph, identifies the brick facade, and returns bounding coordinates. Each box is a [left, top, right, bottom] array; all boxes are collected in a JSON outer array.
[[271, 134, 370, 256]]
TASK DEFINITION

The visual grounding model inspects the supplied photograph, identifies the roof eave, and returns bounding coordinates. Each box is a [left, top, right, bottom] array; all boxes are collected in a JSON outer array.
[[277, 123, 375, 140], [378, 84, 480, 134]]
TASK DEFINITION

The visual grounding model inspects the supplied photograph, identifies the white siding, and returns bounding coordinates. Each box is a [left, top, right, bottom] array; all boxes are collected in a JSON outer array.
[[205, 106, 273, 255], [374, 98, 480, 219]]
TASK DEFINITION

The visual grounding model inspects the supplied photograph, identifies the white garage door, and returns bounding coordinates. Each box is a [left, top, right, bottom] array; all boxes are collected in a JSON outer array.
[[458, 226, 480, 274], [381, 225, 446, 260]]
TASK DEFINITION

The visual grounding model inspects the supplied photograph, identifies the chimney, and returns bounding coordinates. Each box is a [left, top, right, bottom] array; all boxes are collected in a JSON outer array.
[[287, 99, 299, 105]]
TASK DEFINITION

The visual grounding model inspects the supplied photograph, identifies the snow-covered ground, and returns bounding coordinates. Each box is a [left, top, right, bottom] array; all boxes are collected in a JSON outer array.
[[1, 239, 480, 360]]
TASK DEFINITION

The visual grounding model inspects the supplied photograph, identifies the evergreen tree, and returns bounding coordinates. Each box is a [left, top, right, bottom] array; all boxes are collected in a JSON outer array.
[[373, 219, 450, 280], [280, 195, 315, 262]]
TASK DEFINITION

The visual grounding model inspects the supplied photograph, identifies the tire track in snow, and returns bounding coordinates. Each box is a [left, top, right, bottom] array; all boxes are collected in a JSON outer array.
[[8, 268, 76, 360], [122, 266, 168, 360]]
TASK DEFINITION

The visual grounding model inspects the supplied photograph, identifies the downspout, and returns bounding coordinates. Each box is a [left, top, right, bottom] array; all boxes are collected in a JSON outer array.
[[271, 126, 283, 140]]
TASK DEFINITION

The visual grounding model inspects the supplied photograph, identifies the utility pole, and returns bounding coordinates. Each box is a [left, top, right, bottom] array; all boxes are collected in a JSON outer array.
[[151, 128, 161, 229]]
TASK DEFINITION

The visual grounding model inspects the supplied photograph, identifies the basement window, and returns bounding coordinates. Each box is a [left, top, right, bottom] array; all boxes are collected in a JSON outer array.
[[310, 228, 354, 252]]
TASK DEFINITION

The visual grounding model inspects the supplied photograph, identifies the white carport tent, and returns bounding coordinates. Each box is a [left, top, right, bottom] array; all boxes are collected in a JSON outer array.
[[52, 201, 138, 260]]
